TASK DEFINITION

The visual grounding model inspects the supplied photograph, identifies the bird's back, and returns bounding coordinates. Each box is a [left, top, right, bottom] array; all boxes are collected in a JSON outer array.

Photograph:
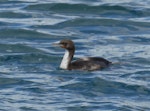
[[69, 57, 111, 71]]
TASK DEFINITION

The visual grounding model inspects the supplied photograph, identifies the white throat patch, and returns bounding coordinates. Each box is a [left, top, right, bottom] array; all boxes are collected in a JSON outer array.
[[60, 50, 70, 69]]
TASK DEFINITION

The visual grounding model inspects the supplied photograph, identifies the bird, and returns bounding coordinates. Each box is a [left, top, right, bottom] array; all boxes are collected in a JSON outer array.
[[54, 39, 111, 71]]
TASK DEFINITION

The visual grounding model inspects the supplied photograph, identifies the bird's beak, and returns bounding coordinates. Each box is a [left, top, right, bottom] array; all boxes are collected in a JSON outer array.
[[52, 42, 64, 48], [52, 43, 60, 47], [52, 41, 66, 49], [52, 41, 60, 46]]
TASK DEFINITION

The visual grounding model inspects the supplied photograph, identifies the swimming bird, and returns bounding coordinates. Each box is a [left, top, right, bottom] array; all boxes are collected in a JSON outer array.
[[54, 39, 111, 71]]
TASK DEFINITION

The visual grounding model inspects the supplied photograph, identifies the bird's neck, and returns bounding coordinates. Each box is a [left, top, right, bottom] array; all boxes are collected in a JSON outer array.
[[60, 49, 74, 70]]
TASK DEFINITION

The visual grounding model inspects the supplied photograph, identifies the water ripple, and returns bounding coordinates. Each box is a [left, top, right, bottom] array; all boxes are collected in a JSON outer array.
[[0, 0, 150, 111]]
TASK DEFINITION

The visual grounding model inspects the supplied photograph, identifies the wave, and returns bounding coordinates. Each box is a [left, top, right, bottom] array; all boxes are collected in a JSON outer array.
[[0, 29, 51, 39], [24, 3, 150, 17]]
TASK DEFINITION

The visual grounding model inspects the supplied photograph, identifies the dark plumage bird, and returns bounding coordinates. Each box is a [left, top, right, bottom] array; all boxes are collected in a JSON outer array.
[[54, 39, 111, 71]]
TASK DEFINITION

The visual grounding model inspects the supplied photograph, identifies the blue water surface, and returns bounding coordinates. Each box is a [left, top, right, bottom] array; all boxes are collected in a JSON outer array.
[[0, 0, 150, 111]]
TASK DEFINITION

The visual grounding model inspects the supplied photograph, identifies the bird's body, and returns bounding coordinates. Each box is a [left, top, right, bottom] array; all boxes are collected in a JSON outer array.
[[55, 39, 111, 71], [69, 57, 111, 71]]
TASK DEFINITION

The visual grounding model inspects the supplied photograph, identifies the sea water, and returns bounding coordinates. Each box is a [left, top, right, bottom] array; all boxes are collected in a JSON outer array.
[[0, 0, 150, 111]]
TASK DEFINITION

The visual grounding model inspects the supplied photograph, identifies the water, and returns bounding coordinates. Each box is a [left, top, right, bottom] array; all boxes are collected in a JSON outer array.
[[0, 0, 150, 111]]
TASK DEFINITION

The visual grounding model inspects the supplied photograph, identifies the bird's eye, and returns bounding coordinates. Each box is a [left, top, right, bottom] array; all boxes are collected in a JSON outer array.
[[62, 42, 67, 46]]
